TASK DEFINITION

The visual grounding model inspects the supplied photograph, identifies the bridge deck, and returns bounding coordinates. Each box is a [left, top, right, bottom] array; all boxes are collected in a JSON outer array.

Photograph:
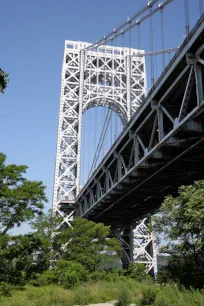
[[75, 15, 204, 226]]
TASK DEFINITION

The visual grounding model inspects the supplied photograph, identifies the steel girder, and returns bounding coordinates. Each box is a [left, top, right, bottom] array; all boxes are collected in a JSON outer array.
[[112, 218, 157, 274], [76, 16, 204, 227], [74, 16, 204, 273]]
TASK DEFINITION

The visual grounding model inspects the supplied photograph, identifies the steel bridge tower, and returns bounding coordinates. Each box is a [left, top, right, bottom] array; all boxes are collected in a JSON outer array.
[[53, 40, 146, 212], [53, 40, 156, 273]]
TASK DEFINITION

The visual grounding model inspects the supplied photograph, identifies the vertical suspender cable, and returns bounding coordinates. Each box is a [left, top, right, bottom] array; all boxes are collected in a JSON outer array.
[[104, 43, 107, 154], [111, 38, 114, 147], [184, 0, 190, 37], [155, 54, 158, 81], [103, 107, 105, 158], [87, 113, 90, 178], [82, 113, 86, 185], [160, 7, 165, 70], [84, 113, 87, 184], [199, 0, 203, 16], [94, 107, 97, 171], [129, 22, 132, 118], [149, 6, 154, 86], [168, 50, 170, 63], [110, 109, 112, 146], [137, 23, 141, 53]]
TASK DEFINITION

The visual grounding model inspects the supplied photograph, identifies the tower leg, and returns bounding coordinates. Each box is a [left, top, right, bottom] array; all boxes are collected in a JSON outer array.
[[133, 218, 157, 276], [113, 218, 157, 276]]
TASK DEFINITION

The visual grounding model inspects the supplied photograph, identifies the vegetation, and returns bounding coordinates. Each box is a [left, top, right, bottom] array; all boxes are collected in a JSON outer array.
[[152, 180, 204, 289], [0, 148, 203, 305], [1, 47, 203, 305], [0, 279, 204, 306], [53, 217, 121, 272], [0, 68, 9, 93]]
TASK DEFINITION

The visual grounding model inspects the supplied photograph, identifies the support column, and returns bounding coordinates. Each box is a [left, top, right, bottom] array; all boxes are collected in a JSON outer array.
[[113, 218, 157, 276], [133, 218, 157, 276]]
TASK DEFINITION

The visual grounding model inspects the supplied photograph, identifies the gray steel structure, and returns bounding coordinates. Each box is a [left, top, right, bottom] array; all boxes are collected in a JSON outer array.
[[75, 15, 204, 270], [53, 41, 146, 214]]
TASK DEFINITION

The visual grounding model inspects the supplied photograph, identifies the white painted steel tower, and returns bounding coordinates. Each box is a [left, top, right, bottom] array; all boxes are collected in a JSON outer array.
[[53, 40, 146, 215]]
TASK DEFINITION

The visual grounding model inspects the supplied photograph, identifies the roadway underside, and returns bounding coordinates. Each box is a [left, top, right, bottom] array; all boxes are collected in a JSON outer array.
[[89, 131, 204, 225], [72, 14, 204, 226]]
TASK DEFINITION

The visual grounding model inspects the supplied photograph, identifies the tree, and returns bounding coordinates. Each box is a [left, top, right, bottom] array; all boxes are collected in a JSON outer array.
[[0, 68, 9, 93], [31, 209, 62, 240], [0, 232, 53, 285], [0, 153, 47, 235], [152, 180, 204, 288], [54, 217, 121, 273]]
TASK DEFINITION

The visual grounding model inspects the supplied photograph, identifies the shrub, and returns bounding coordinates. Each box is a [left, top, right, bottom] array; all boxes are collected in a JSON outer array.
[[126, 263, 149, 282], [140, 288, 157, 306], [157, 256, 204, 289], [73, 286, 91, 305], [115, 288, 131, 306], [42, 269, 58, 284], [0, 281, 12, 297], [88, 270, 107, 282], [57, 260, 88, 289]]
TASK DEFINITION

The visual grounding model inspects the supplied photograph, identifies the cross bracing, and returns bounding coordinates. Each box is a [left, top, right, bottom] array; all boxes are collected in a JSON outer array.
[[75, 16, 204, 271], [53, 41, 146, 214], [52, 0, 204, 276]]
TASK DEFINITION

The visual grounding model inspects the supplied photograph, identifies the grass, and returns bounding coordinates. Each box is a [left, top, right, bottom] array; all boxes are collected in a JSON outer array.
[[0, 279, 204, 306]]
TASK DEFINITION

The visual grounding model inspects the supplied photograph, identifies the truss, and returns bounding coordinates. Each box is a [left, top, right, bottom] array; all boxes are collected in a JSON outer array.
[[53, 40, 146, 212], [52, 40, 160, 272], [75, 17, 204, 273]]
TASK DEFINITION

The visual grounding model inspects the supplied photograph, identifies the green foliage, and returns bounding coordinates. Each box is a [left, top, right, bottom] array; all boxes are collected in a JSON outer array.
[[152, 180, 204, 288], [54, 217, 122, 273], [31, 210, 62, 240], [126, 263, 148, 282], [56, 260, 88, 289], [0, 233, 52, 285], [73, 286, 91, 305], [114, 288, 131, 306], [0, 69, 9, 94], [0, 153, 47, 235], [0, 153, 48, 286], [0, 282, 12, 297], [157, 256, 204, 289], [0, 280, 204, 306], [140, 287, 157, 305]]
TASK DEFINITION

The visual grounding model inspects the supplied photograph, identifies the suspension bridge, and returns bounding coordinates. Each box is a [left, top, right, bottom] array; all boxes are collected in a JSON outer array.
[[52, 0, 204, 274]]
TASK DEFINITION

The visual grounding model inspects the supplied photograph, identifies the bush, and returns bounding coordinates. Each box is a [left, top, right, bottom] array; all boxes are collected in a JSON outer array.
[[57, 260, 88, 288], [0, 281, 12, 297], [87, 270, 107, 282], [88, 269, 126, 282], [126, 263, 149, 282], [115, 288, 131, 306], [157, 256, 204, 289], [42, 269, 58, 285], [73, 286, 91, 305], [140, 288, 157, 306]]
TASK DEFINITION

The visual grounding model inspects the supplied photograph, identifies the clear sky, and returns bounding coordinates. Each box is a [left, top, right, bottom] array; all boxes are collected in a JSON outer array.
[[0, 0, 202, 233]]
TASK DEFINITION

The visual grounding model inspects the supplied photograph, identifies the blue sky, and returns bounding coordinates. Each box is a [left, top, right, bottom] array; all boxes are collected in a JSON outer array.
[[0, 0, 202, 232]]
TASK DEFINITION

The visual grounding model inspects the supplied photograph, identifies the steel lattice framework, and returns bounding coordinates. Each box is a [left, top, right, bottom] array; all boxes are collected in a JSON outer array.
[[53, 41, 146, 214], [75, 15, 204, 274]]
